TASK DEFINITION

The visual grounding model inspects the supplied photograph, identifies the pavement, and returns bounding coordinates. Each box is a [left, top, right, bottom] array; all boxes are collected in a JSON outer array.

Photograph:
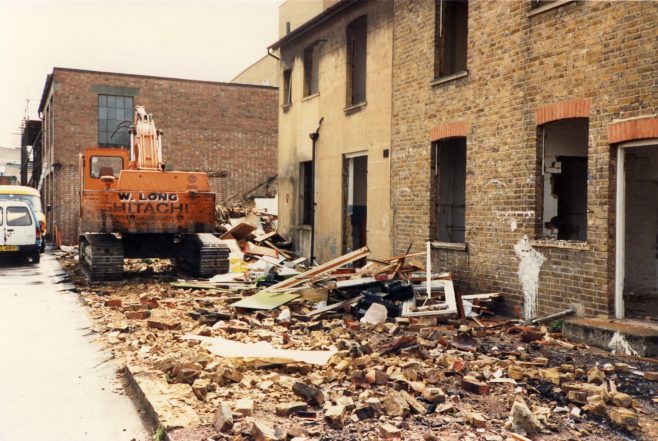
[[0, 252, 149, 441]]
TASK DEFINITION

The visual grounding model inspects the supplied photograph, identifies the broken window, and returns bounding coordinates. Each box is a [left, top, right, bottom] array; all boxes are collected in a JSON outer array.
[[539, 118, 588, 241], [346, 15, 367, 106], [99, 94, 133, 146], [303, 43, 320, 97], [299, 161, 313, 225], [432, 138, 466, 243], [434, 0, 468, 79], [282, 68, 292, 105]]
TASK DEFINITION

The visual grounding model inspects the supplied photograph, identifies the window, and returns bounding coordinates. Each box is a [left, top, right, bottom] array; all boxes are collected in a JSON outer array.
[[432, 138, 466, 243], [531, 0, 560, 9], [434, 0, 468, 79], [0, 207, 3, 225], [346, 15, 367, 106], [99, 95, 133, 146], [283, 68, 293, 105], [303, 43, 320, 97], [7, 206, 32, 226], [299, 161, 313, 225], [539, 118, 588, 241], [90, 156, 124, 178]]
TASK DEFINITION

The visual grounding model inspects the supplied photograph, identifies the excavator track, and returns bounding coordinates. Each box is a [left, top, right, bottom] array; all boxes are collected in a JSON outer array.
[[177, 233, 230, 278], [79, 233, 124, 281]]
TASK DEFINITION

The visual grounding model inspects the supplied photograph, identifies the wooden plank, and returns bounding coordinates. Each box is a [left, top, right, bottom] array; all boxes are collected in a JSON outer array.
[[231, 290, 300, 310], [243, 242, 278, 258], [304, 295, 363, 317], [461, 293, 501, 300], [267, 247, 370, 292], [220, 223, 256, 241]]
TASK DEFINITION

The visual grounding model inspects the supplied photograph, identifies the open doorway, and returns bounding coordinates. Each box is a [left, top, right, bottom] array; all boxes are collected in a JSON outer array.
[[617, 141, 658, 319], [343, 153, 367, 258]]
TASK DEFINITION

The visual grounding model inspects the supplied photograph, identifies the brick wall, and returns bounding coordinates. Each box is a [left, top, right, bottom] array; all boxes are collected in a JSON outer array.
[[41, 68, 278, 244], [391, 0, 658, 317]]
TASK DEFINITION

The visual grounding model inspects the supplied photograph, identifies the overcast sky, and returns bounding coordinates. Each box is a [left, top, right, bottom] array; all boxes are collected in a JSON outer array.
[[0, 0, 280, 149]]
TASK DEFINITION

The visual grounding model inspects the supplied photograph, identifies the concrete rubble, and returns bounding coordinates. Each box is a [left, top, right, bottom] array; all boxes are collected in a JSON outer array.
[[54, 219, 658, 441]]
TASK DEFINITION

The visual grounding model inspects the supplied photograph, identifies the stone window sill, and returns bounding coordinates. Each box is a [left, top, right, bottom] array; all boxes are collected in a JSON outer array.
[[430, 70, 469, 87], [281, 102, 292, 111], [528, 0, 576, 17], [530, 239, 590, 251], [301, 92, 320, 102], [344, 101, 367, 114], [431, 241, 467, 251], [297, 225, 312, 231]]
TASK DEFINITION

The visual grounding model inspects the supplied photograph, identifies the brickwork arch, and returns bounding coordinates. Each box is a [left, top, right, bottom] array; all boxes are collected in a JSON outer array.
[[535, 99, 590, 126], [608, 116, 658, 144], [429, 121, 468, 142]]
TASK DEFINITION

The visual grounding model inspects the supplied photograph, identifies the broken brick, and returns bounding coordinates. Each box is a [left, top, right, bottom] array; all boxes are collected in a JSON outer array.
[[125, 310, 151, 320], [147, 320, 181, 331], [380, 423, 401, 439], [213, 403, 233, 433], [292, 382, 324, 405], [461, 376, 490, 395], [104, 299, 122, 307]]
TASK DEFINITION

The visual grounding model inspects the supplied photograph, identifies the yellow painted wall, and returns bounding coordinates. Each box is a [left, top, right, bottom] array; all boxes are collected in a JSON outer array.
[[277, 1, 393, 262]]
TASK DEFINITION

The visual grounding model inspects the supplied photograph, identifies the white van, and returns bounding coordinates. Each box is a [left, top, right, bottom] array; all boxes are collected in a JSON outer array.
[[0, 200, 41, 263]]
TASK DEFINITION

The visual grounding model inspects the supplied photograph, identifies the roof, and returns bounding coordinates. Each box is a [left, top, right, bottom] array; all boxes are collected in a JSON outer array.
[[38, 67, 278, 113], [268, 0, 358, 50], [0, 185, 40, 196]]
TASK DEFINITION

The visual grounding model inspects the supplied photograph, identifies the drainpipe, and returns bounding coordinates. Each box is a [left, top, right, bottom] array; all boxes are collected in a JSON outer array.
[[308, 117, 324, 266]]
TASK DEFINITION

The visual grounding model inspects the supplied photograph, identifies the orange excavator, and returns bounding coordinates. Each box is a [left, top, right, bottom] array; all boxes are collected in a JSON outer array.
[[79, 106, 229, 280]]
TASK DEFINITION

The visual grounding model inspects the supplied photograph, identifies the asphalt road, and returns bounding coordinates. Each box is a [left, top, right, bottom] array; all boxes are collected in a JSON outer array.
[[0, 252, 149, 441]]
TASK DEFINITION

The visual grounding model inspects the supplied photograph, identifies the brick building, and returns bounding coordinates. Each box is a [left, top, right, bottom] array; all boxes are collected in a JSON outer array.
[[391, 0, 658, 320], [38, 68, 277, 245]]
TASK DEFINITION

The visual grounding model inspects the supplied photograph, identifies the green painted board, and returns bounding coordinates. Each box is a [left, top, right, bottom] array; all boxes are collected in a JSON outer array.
[[231, 290, 300, 310]]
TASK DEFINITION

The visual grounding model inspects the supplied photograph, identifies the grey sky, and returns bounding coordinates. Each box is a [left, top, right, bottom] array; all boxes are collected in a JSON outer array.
[[0, 0, 280, 150]]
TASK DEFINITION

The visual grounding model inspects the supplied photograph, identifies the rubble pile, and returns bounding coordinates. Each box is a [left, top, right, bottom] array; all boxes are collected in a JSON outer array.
[[56, 244, 658, 441]]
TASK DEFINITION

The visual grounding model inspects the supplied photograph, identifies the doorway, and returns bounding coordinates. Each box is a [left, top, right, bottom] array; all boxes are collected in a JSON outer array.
[[616, 141, 658, 319], [343, 153, 367, 257]]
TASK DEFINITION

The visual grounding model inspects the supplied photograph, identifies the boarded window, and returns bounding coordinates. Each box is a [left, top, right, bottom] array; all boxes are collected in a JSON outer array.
[[539, 118, 588, 241], [434, 0, 468, 79], [432, 138, 466, 243], [303, 43, 320, 96], [99, 94, 133, 146], [300, 161, 313, 225], [346, 15, 367, 106], [283, 68, 293, 105]]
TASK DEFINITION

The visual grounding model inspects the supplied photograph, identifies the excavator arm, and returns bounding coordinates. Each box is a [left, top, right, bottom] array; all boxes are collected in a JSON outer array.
[[130, 106, 163, 170]]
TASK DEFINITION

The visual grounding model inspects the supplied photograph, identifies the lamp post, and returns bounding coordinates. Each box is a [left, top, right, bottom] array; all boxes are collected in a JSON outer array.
[[308, 117, 323, 266]]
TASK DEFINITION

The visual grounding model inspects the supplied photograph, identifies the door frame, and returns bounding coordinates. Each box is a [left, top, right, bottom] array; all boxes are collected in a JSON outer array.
[[615, 139, 658, 319], [342, 151, 368, 254]]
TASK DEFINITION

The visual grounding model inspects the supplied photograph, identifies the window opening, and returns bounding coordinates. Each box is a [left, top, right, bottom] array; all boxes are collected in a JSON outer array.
[[347, 15, 367, 105], [539, 118, 588, 241], [432, 137, 466, 243], [303, 43, 320, 96], [283, 68, 293, 105], [299, 161, 313, 225], [434, 0, 468, 79]]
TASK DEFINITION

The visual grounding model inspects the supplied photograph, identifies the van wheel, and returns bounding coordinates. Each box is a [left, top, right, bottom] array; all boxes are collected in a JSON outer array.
[[31, 251, 40, 264]]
